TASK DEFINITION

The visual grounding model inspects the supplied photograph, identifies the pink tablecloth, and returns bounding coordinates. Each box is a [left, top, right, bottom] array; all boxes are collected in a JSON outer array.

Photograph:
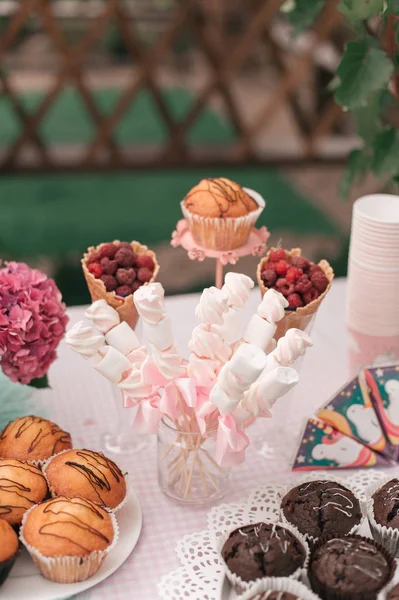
[[40, 279, 348, 600]]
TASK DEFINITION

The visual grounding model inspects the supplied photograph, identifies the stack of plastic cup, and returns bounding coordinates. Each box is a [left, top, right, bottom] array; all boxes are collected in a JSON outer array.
[[347, 194, 399, 373]]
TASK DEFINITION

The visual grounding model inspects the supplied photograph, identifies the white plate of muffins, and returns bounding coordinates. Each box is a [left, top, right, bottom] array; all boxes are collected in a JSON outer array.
[[0, 415, 142, 600]]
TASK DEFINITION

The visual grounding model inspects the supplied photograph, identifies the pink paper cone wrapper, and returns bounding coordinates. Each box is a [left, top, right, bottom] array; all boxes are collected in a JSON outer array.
[[19, 503, 119, 583], [279, 472, 366, 545], [216, 520, 310, 593], [367, 476, 399, 556], [42, 448, 128, 513], [239, 577, 322, 600]]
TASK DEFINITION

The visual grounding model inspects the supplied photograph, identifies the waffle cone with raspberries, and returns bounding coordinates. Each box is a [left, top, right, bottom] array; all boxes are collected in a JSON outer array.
[[82, 240, 159, 329], [256, 247, 334, 340]]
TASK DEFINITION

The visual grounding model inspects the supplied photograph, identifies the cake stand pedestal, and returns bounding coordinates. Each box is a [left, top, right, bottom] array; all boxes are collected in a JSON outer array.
[[171, 220, 270, 288]]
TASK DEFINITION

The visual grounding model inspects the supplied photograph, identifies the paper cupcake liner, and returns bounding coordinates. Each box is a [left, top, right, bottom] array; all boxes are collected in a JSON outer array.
[[366, 476, 399, 557], [239, 577, 322, 600], [42, 448, 128, 513], [181, 187, 265, 251], [82, 240, 159, 330], [0, 546, 20, 587], [377, 568, 399, 600], [19, 502, 119, 584], [308, 534, 395, 600], [216, 520, 310, 593], [279, 473, 366, 545], [256, 248, 334, 341]]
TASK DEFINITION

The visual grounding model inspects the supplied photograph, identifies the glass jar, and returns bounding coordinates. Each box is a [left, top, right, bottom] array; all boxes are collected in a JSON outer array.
[[157, 418, 231, 505]]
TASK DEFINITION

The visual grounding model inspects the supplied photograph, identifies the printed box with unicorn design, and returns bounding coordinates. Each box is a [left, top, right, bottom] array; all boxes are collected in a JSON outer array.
[[293, 364, 399, 470]]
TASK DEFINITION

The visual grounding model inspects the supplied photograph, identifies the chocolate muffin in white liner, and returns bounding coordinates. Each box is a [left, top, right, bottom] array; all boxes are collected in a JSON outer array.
[[19, 496, 119, 584], [279, 473, 365, 544], [367, 476, 399, 556], [377, 570, 399, 600], [42, 448, 128, 513], [238, 577, 322, 600], [216, 520, 310, 593]]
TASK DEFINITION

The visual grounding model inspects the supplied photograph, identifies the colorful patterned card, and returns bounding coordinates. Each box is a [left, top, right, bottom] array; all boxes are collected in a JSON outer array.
[[316, 374, 394, 459], [292, 418, 391, 471], [365, 364, 399, 455]]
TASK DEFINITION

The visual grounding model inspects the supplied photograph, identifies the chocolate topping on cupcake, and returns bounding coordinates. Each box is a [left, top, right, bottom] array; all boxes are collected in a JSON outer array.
[[0, 458, 48, 525], [372, 478, 399, 529], [221, 522, 306, 583], [184, 178, 258, 219], [248, 593, 300, 600], [281, 480, 362, 538]]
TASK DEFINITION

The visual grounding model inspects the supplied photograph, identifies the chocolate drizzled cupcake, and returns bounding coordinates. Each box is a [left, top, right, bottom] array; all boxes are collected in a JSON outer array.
[[240, 578, 321, 600], [0, 520, 19, 586], [308, 535, 394, 600], [182, 177, 264, 250], [44, 449, 126, 511], [0, 416, 72, 465], [20, 496, 117, 583], [368, 477, 399, 555], [0, 458, 48, 526], [281, 480, 362, 541], [221, 522, 308, 591]]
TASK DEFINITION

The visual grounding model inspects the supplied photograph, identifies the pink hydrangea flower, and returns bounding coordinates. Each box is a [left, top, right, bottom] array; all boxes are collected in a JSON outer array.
[[0, 262, 68, 384]]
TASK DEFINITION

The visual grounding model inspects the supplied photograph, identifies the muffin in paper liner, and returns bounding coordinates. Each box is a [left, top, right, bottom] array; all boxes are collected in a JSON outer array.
[[181, 187, 265, 251], [256, 248, 334, 341], [279, 473, 366, 546], [42, 448, 128, 513], [216, 520, 310, 593], [366, 475, 399, 557], [238, 576, 322, 600], [19, 501, 119, 584], [0, 523, 20, 587], [82, 240, 159, 330], [377, 569, 399, 600], [307, 534, 395, 600]]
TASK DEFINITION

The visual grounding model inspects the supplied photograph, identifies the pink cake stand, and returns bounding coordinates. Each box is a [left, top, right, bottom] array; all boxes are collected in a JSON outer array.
[[171, 219, 270, 288]]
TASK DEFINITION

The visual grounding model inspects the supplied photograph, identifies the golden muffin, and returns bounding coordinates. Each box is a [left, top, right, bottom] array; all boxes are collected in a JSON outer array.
[[0, 458, 48, 525], [181, 177, 264, 250], [0, 416, 72, 463], [45, 449, 126, 510], [0, 520, 19, 586], [21, 496, 115, 583]]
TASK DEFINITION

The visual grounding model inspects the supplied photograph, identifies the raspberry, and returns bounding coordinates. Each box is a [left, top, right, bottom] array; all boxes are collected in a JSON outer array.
[[275, 278, 295, 297], [295, 274, 312, 294], [268, 248, 286, 262], [116, 284, 132, 297], [100, 274, 117, 292], [275, 260, 289, 276], [291, 256, 310, 271], [88, 251, 101, 264], [137, 267, 153, 283], [115, 247, 136, 267], [118, 242, 133, 250], [308, 264, 322, 276], [100, 257, 118, 275], [311, 271, 329, 293], [116, 268, 136, 285], [287, 293, 304, 309], [286, 267, 303, 283], [302, 287, 320, 305], [261, 268, 277, 287], [132, 280, 142, 293], [88, 263, 102, 278], [100, 243, 117, 259], [136, 255, 155, 270]]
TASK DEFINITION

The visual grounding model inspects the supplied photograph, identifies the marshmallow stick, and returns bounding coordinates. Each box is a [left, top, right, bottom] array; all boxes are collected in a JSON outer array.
[[242, 366, 299, 418], [85, 299, 120, 333], [93, 346, 131, 383], [65, 321, 104, 358], [241, 289, 287, 352], [214, 273, 254, 345], [263, 328, 313, 374]]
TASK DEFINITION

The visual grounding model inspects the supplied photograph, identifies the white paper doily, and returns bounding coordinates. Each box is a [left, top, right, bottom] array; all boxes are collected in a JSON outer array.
[[157, 470, 389, 600]]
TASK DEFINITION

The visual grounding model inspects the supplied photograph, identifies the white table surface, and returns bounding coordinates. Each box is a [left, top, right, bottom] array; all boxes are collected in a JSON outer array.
[[37, 278, 351, 600]]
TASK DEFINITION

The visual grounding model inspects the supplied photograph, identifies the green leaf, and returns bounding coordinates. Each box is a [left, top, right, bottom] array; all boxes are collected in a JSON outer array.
[[335, 39, 393, 110], [28, 374, 49, 389], [372, 127, 399, 176], [353, 91, 384, 142], [283, 0, 325, 34], [339, 0, 384, 21], [386, 0, 399, 14], [339, 148, 371, 199]]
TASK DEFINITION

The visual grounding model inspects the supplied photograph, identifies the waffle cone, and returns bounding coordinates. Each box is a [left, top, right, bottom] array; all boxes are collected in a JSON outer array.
[[82, 240, 159, 330], [256, 248, 334, 340]]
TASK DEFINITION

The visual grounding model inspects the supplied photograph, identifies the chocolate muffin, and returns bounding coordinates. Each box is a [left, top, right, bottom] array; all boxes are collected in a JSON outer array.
[[248, 593, 299, 600], [281, 480, 362, 539], [0, 458, 48, 526], [308, 536, 392, 600], [0, 520, 19, 585], [0, 416, 72, 463], [372, 478, 399, 528], [388, 584, 399, 600], [221, 523, 306, 583], [44, 449, 126, 510]]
